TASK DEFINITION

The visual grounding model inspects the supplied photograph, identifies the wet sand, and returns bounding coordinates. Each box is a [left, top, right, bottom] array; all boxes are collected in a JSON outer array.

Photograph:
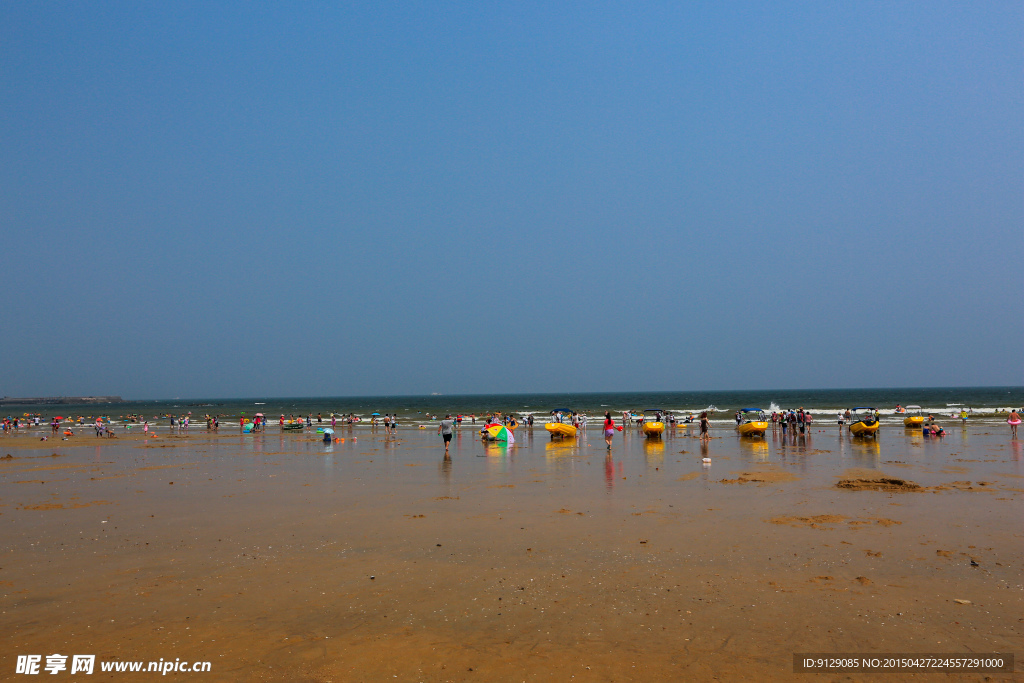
[[1, 425, 1021, 681]]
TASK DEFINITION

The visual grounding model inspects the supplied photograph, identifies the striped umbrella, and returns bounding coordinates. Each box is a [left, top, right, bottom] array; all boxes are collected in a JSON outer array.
[[484, 424, 515, 444]]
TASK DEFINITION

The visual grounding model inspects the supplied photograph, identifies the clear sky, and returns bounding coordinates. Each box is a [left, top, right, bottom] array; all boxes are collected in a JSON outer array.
[[2, 2, 1021, 399]]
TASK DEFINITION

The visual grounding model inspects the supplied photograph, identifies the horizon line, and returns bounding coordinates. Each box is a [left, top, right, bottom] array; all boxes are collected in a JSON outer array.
[[65, 385, 1024, 403]]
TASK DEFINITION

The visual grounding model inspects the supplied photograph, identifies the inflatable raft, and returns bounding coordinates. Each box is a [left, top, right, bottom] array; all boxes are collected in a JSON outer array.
[[545, 409, 577, 439]]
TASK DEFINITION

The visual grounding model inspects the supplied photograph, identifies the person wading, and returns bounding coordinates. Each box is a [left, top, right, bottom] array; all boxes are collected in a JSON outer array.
[[438, 414, 455, 456], [1009, 409, 1021, 439]]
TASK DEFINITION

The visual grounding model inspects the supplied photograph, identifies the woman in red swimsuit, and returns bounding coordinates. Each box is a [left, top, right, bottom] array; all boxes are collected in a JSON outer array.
[[603, 412, 615, 449]]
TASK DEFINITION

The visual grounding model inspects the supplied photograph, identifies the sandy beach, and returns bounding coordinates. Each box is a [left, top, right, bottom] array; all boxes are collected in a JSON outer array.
[[1, 423, 1020, 681]]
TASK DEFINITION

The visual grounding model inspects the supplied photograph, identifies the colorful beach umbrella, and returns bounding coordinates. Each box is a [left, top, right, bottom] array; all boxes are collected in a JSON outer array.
[[484, 424, 515, 444]]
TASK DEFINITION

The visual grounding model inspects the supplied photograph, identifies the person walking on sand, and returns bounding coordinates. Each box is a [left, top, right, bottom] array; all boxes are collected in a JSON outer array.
[[603, 412, 615, 449], [1009, 409, 1021, 439], [699, 411, 710, 441], [438, 414, 454, 455]]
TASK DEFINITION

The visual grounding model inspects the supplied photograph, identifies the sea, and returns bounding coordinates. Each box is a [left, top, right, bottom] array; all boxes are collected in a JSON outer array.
[[5, 387, 1022, 426]]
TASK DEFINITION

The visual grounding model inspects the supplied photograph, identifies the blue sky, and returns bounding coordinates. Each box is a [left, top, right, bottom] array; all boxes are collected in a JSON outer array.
[[2, 2, 1021, 399]]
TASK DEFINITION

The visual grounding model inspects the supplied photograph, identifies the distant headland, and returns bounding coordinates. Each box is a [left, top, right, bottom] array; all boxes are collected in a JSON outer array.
[[0, 396, 124, 405]]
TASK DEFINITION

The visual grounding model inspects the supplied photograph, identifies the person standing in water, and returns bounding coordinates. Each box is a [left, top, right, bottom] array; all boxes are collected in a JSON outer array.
[[1008, 409, 1021, 439], [438, 414, 454, 456], [603, 412, 615, 449]]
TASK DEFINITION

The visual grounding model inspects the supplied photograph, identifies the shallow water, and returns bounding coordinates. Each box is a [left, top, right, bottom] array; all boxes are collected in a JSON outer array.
[[5, 386, 1023, 429], [1, 423, 1021, 681]]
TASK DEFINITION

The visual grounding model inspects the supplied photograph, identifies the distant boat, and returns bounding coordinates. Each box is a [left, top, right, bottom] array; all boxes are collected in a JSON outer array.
[[903, 405, 924, 427]]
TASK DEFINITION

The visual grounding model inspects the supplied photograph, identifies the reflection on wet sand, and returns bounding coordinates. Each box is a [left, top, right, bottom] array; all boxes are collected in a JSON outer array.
[[739, 438, 769, 460], [642, 438, 664, 462], [849, 437, 882, 465], [543, 439, 578, 454]]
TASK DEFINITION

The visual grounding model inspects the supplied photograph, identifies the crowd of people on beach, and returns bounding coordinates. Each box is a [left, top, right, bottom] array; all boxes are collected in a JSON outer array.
[[770, 408, 815, 435], [3, 406, 1022, 447], [2, 415, 35, 432]]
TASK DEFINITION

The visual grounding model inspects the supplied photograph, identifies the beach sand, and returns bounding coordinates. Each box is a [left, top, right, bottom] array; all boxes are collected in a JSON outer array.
[[1, 425, 1021, 680]]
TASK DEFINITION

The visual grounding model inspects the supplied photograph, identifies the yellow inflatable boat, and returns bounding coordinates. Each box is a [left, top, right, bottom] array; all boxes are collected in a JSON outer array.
[[903, 405, 924, 428], [641, 409, 665, 438], [849, 408, 880, 436], [736, 408, 769, 437], [545, 409, 577, 439]]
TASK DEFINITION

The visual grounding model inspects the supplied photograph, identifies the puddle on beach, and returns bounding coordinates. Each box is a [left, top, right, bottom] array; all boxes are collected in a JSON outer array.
[[1, 426, 1021, 680]]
